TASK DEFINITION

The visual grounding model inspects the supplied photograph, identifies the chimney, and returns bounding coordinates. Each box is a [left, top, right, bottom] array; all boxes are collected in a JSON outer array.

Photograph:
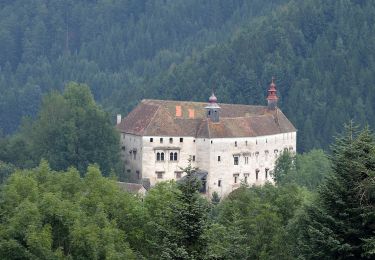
[[188, 109, 195, 119], [117, 114, 122, 124], [176, 105, 182, 117]]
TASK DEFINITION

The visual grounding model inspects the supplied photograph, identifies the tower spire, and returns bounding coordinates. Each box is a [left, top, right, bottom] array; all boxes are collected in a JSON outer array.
[[267, 77, 278, 110]]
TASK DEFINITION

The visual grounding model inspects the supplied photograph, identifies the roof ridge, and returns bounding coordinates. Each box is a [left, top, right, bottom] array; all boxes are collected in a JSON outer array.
[[141, 98, 267, 108], [143, 104, 161, 134]]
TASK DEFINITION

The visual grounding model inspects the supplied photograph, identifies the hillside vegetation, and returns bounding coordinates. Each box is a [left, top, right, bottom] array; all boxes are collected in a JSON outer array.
[[0, 0, 286, 135], [142, 0, 375, 151]]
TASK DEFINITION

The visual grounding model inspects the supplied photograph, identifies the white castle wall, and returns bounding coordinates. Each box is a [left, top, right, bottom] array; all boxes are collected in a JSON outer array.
[[141, 136, 197, 186], [121, 131, 296, 197]]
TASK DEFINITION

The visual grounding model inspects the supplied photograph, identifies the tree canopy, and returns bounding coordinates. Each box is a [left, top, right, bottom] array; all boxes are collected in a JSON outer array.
[[0, 82, 121, 176]]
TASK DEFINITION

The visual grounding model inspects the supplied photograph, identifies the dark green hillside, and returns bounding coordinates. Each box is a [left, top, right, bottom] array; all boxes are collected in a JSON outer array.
[[0, 0, 286, 134], [141, 0, 375, 151]]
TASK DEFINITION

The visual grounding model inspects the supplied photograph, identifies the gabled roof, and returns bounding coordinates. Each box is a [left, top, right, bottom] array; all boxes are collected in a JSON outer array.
[[117, 99, 296, 138]]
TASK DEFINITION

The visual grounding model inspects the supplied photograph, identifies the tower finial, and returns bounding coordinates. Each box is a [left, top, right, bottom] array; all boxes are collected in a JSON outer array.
[[209, 88, 217, 103]]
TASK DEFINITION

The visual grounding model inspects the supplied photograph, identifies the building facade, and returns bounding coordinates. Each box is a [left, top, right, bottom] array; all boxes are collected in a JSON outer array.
[[116, 80, 296, 197]]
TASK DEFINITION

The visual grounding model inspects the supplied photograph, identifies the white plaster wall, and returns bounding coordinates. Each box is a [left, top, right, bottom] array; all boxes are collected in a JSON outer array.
[[120, 130, 297, 197], [121, 133, 143, 181], [142, 136, 197, 185], [206, 132, 297, 197]]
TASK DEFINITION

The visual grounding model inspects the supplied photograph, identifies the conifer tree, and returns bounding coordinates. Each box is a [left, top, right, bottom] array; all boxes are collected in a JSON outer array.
[[166, 163, 209, 260], [295, 123, 375, 259]]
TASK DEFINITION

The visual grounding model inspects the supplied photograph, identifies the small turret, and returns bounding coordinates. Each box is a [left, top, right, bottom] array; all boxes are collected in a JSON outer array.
[[267, 77, 278, 110], [205, 90, 220, 122]]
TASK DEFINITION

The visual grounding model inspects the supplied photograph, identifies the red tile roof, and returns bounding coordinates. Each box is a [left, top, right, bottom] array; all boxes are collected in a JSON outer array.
[[117, 99, 296, 138]]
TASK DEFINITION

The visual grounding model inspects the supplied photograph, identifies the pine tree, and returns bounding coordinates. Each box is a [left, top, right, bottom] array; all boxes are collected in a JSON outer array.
[[170, 163, 209, 260], [295, 123, 375, 259]]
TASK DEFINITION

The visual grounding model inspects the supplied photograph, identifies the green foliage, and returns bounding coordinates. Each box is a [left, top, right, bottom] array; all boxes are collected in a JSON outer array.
[[203, 184, 305, 259], [142, 164, 210, 260], [273, 149, 332, 190], [0, 161, 16, 184], [0, 82, 121, 176], [292, 124, 375, 259], [0, 161, 141, 259]]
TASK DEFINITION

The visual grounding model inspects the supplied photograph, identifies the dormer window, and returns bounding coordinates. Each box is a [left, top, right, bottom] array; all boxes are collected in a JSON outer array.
[[150, 138, 153, 142], [169, 138, 173, 144]]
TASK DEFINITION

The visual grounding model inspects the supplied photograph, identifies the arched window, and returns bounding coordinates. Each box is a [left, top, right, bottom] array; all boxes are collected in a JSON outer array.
[[156, 152, 160, 161], [174, 152, 178, 161], [161, 152, 164, 161], [170, 152, 174, 161]]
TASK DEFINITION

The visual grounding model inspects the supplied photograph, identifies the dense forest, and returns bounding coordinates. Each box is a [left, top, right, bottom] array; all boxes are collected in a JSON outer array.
[[0, 0, 287, 135], [1, 0, 375, 152]]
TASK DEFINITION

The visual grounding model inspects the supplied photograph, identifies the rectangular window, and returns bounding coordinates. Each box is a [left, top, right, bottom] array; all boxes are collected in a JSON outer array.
[[234, 156, 239, 165], [218, 180, 222, 187], [133, 151, 137, 160], [244, 156, 249, 164], [175, 171, 182, 179], [256, 169, 259, 180], [160, 138, 163, 143], [156, 171, 164, 179], [233, 174, 239, 184], [235, 141, 237, 147], [150, 138, 153, 142], [136, 170, 140, 179], [192, 155, 195, 161], [180, 138, 183, 142], [265, 168, 269, 179], [218, 156, 221, 162], [169, 137, 173, 144], [244, 173, 249, 184]]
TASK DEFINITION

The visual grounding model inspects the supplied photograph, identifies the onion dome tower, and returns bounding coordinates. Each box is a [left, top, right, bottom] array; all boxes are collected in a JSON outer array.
[[267, 77, 278, 110], [205, 90, 221, 122]]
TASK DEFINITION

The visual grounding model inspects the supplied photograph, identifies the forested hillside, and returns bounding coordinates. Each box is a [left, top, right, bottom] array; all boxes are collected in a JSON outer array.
[[142, 0, 375, 152], [1, 0, 375, 152], [0, 0, 286, 135]]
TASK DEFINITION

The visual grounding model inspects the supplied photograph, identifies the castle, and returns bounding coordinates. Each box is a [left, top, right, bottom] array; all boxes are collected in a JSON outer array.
[[116, 79, 296, 197]]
